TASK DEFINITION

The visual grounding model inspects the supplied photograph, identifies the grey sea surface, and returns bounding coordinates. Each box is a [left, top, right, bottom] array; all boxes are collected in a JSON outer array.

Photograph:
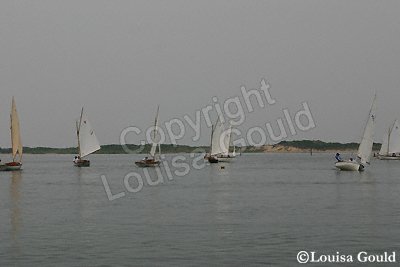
[[0, 153, 399, 266]]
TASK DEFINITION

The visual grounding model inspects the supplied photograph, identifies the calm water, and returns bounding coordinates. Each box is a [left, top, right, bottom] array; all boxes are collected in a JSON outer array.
[[1, 153, 400, 266]]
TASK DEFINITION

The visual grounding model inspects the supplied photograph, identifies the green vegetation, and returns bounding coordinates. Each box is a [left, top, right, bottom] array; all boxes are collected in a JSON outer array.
[[238, 140, 382, 153], [277, 140, 381, 151], [96, 144, 209, 154], [0, 144, 209, 154], [0, 140, 382, 154]]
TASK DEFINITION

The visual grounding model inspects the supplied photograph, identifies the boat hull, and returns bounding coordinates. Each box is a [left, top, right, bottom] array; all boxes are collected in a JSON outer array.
[[0, 162, 22, 171], [135, 160, 160, 167], [208, 156, 219, 163], [207, 153, 236, 163], [378, 155, 400, 160], [74, 159, 90, 167], [216, 155, 236, 162], [335, 161, 364, 171]]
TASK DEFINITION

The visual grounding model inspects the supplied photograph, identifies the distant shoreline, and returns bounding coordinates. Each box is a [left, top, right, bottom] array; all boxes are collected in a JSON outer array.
[[0, 140, 381, 154]]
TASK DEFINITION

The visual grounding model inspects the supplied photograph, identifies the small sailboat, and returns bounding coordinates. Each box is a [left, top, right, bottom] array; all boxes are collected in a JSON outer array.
[[207, 118, 236, 163], [1, 97, 23, 171], [135, 106, 161, 167], [73, 107, 101, 167], [377, 120, 400, 160], [335, 94, 377, 171]]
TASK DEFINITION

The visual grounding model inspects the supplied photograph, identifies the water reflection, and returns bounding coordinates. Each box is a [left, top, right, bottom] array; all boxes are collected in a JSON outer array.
[[208, 163, 234, 240], [10, 171, 22, 247], [209, 163, 231, 178], [75, 165, 100, 224], [359, 170, 376, 183]]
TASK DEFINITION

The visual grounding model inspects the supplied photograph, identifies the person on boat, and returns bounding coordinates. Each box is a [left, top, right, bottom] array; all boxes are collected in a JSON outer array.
[[142, 156, 148, 162], [335, 153, 343, 162], [73, 156, 81, 164]]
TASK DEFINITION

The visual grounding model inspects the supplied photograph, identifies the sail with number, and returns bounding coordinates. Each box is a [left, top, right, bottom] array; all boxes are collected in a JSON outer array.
[[357, 95, 377, 165], [388, 120, 400, 154], [77, 108, 100, 158], [10, 97, 23, 162]]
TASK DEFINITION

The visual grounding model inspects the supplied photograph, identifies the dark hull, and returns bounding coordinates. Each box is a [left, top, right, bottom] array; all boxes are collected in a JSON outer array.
[[208, 157, 219, 163], [135, 160, 160, 167], [74, 159, 90, 167]]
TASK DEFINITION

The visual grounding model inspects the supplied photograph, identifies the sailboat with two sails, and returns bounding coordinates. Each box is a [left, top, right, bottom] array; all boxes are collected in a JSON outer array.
[[1, 97, 23, 171], [73, 107, 101, 167], [377, 120, 400, 160], [335, 94, 377, 171], [135, 106, 161, 167], [207, 118, 236, 163]]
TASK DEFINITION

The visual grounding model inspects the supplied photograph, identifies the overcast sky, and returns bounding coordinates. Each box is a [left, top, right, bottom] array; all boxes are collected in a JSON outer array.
[[1, 0, 400, 148]]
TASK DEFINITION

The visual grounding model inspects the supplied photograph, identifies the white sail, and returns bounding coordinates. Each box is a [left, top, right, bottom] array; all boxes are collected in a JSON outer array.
[[77, 108, 100, 158], [221, 124, 232, 156], [10, 97, 23, 162], [387, 120, 400, 154], [357, 95, 377, 165], [210, 118, 225, 156], [379, 130, 389, 155], [149, 106, 160, 158], [149, 143, 157, 157]]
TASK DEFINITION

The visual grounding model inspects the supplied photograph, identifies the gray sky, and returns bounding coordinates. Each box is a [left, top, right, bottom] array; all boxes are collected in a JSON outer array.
[[1, 0, 400, 148]]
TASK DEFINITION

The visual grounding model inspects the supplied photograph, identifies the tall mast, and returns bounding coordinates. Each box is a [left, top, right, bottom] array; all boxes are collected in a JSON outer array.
[[387, 123, 392, 155], [210, 117, 219, 155], [149, 105, 160, 159], [76, 107, 84, 156], [154, 105, 159, 147], [228, 124, 232, 154]]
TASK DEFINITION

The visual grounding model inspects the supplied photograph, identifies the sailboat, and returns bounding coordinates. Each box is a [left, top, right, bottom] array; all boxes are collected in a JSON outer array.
[[335, 94, 377, 171], [73, 107, 101, 167], [135, 106, 161, 167], [1, 97, 23, 171], [377, 120, 400, 160], [207, 118, 236, 163]]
